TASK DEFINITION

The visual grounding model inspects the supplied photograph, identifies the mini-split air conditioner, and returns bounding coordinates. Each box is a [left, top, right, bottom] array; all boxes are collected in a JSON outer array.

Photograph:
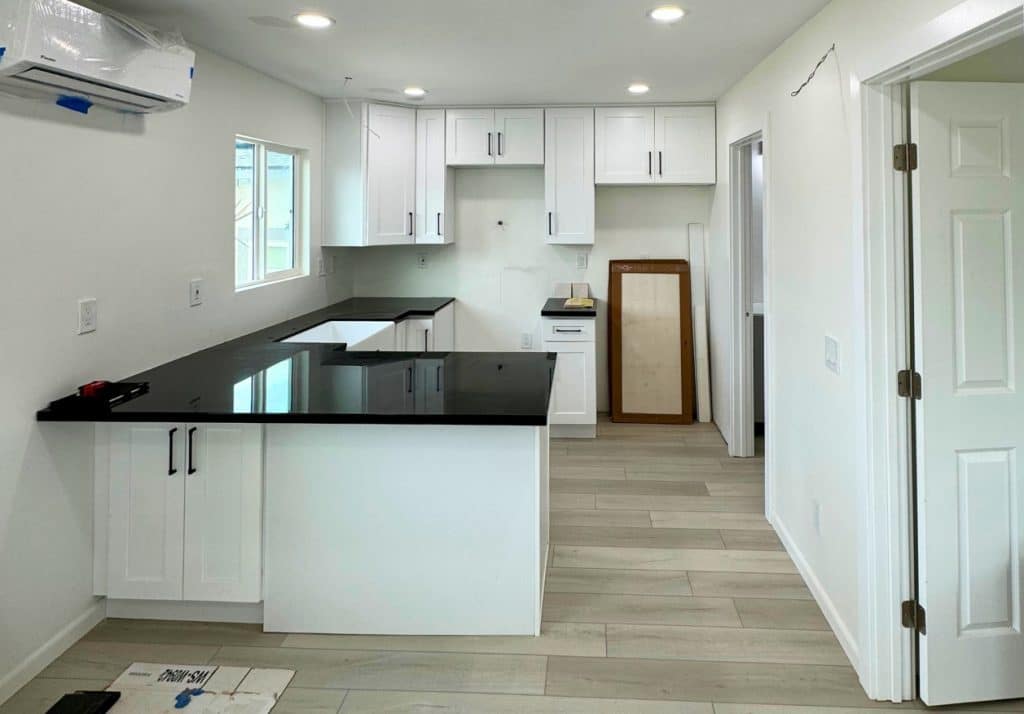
[[0, 0, 194, 113]]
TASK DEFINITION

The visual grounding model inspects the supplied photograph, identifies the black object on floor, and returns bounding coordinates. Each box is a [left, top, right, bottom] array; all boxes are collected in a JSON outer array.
[[46, 690, 120, 714]]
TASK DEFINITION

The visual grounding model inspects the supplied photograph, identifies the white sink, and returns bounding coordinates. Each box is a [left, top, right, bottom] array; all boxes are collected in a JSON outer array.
[[281, 321, 397, 350]]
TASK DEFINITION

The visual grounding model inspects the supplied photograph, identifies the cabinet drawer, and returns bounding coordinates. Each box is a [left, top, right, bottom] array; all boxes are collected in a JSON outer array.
[[543, 319, 595, 342]]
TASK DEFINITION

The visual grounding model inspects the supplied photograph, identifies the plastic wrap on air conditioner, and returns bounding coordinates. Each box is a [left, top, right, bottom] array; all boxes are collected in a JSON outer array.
[[0, 0, 194, 113]]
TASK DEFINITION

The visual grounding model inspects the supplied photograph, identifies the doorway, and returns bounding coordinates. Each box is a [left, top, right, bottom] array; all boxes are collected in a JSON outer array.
[[729, 133, 766, 460], [861, 13, 1024, 707]]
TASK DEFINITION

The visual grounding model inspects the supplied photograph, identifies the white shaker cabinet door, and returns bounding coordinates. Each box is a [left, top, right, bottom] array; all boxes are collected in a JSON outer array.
[[446, 108, 495, 166], [416, 109, 453, 244], [655, 105, 716, 184], [107, 423, 186, 600], [494, 108, 545, 166], [595, 106, 655, 184], [545, 107, 595, 245], [182, 424, 263, 603], [366, 103, 417, 245]]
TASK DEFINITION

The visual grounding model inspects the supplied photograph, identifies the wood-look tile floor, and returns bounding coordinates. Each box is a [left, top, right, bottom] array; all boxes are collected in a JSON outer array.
[[6, 420, 1023, 713]]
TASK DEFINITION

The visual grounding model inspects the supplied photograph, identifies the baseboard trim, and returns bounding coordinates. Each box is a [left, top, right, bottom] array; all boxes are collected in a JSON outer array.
[[105, 599, 263, 624], [772, 514, 861, 673], [0, 599, 105, 706], [551, 424, 597, 439]]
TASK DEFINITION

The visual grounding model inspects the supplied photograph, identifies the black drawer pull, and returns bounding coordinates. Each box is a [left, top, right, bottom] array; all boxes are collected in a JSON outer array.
[[167, 428, 178, 476], [187, 427, 197, 475]]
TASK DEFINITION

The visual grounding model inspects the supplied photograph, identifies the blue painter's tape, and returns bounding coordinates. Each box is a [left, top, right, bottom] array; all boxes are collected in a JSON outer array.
[[56, 95, 93, 114], [189, 66, 194, 79], [0, 47, 6, 60]]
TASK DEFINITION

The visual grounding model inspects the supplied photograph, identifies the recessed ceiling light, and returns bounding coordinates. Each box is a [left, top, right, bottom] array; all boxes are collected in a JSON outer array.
[[294, 12, 335, 29], [628, 83, 650, 95], [403, 87, 427, 98], [648, 5, 686, 23]]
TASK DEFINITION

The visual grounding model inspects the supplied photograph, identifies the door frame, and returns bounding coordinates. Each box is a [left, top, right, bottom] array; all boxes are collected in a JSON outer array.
[[859, 2, 1024, 702], [729, 132, 767, 460]]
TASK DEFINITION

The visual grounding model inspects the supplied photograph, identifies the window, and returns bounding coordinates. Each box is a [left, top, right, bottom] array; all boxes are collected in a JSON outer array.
[[235, 137, 306, 289]]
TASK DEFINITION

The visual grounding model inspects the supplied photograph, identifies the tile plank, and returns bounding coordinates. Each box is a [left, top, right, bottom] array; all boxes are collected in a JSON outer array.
[[552, 493, 597, 509], [552, 509, 652, 528], [721, 530, 784, 551], [550, 525, 724, 549], [39, 641, 219, 680], [553, 480, 711, 497], [552, 546, 798, 574], [651, 512, 773, 531], [688, 572, 812, 600], [340, 690, 713, 713], [545, 568, 693, 596], [734, 599, 830, 631], [599, 495, 765, 513], [84, 619, 287, 647], [543, 593, 740, 627], [274, 687, 348, 714]]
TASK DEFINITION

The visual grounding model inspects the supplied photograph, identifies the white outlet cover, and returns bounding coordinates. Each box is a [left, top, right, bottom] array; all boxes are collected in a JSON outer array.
[[189, 278, 203, 307], [521, 333, 533, 350], [77, 298, 97, 334], [417, 254, 428, 270], [576, 252, 589, 270], [824, 335, 840, 374]]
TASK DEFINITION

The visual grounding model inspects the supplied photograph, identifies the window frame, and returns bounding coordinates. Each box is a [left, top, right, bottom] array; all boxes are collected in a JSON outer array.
[[235, 135, 307, 291]]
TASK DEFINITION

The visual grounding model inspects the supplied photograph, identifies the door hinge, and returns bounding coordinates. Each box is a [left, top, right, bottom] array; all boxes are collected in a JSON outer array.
[[897, 369, 922, 400], [894, 143, 918, 172], [902, 599, 927, 635]]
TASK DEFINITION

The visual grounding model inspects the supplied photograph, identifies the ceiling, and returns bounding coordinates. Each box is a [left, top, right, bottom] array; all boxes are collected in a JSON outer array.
[[923, 36, 1024, 83], [98, 0, 831, 104]]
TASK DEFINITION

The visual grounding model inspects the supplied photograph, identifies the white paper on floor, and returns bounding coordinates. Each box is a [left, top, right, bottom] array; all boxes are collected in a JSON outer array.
[[104, 663, 294, 713]]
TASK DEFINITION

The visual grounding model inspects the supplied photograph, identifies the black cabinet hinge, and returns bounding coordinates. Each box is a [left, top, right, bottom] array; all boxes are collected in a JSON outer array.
[[897, 369, 922, 400], [902, 599, 927, 635], [894, 143, 918, 172]]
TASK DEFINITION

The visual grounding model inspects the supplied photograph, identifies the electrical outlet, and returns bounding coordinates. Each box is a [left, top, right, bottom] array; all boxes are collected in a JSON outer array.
[[576, 252, 589, 270], [417, 253, 428, 270], [825, 335, 840, 374], [521, 333, 533, 350], [317, 255, 327, 277], [77, 298, 97, 334], [189, 278, 203, 307]]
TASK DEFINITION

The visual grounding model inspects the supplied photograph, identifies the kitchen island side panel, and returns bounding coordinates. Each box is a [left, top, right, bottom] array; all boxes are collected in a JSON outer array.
[[263, 423, 546, 635]]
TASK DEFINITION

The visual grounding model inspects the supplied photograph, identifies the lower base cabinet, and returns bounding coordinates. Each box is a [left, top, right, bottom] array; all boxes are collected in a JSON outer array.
[[542, 317, 597, 436], [101, 423, 263, 603], [397, 302, 456, 352]]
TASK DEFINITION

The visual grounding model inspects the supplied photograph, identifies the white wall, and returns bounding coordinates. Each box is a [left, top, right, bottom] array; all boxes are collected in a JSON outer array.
[[706, 0, 1022, 683], [349, 168, 712, 412], [0, 48, 349, 702]]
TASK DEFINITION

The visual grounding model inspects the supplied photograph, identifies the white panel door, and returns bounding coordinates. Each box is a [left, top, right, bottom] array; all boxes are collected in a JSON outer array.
[[416, 109, 451, 244], [547, 345, 596, 425], [183, 424, 263, 603], [366, 103, 416, 245], [107, 423, 185, 600], [446, 108, 495, 165], [494, 108, 544, 166], [912, 81, 1024, 707], [595, 106, 654, 184], [545, 108, 595, 245], [655, 106, 716, 184]]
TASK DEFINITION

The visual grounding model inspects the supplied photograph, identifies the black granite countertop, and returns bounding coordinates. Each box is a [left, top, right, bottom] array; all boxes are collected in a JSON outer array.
[[541, 297, 597, 318], [38, 298, 557, 426]]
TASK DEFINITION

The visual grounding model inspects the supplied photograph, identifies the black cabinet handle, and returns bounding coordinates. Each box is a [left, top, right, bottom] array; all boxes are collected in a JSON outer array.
[[487, 132, 493, 157], [437, 212, 442, 236], [555, 328, 583, 333], [407, 367, 414, 393], [408, 212, 414, 236], [167, 427, 178, 476], [498, 132, 503, 156], [424, 329, 430, 352], [187, 427, 197, 475], [648, 151, 653, 176], [436, 365, 442, 392], [548, 212, 553, 236], [659, 151, 663, 176]]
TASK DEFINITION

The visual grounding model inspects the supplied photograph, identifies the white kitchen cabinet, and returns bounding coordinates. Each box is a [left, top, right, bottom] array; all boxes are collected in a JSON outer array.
[[416, 109, 455, 244], [545, 108, 595, 245], [397, 302, 456, 352], [542, 318, 596, 438], [103, 423, 263, 603], [595, 105, 716, 185], [654, 106, 716, 184], [324, 101, 417, 246], [182, 424, 263, 603], [446, 108, 544, 166]]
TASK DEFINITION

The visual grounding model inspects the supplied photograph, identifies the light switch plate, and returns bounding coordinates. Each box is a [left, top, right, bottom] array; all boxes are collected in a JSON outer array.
[[521, 333, 533, 350], [77, 298, 97, 334], [189, 278, 203, 307], [576, 252, 589, 270], [825, 335, 840, 374]]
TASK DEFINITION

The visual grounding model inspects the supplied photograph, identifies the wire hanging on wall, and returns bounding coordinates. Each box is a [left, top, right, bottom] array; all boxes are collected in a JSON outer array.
[[790, 43, 837, 97]]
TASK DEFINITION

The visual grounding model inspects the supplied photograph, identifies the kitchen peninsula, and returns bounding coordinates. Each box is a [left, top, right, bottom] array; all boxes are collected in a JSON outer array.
[[38, 298, 554, 636]]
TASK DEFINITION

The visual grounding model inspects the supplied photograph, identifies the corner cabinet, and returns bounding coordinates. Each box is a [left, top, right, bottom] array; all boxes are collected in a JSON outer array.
[[325, 101, 418, 246], [595, 105, 715, 185], [99, 423, 263, 603], [545, 108, 595, 245], [446, 108, 544, 166]]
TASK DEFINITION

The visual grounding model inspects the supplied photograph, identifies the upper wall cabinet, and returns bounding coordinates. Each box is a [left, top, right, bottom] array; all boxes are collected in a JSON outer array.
[[416, 109, 455, 244], [595, 106, 715, 185], [545, 108, 595, 245], [446, 108, 544, 166], [325, 101, 417, 247]]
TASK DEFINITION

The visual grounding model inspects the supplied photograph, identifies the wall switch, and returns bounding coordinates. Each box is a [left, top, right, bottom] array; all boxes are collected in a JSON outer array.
[[417, 253, 428, 270], [521, 333, 533, 350], [77, 298, 97, 334], [189, 278, 203, 307], [576, 252, 589, 270], [825, 335, 840, 374]]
